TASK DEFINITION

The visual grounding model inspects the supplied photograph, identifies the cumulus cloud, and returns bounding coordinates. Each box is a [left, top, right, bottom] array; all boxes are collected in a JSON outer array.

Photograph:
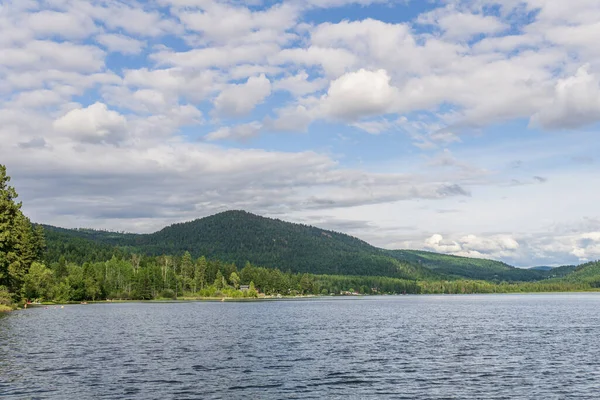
[[425, 234, 462, 253], [424, 233, 520, 259], [273, 71, 327, 96], [530, 65, 600, 129], [205, 122, 262, 141], [1, 40, 105, 72], [151, 43, 279, 69], [571, 232, 600, 261], [123, 67, 220, 103], [174, 2, 298, 45], [264, 105, 315, 132], [418, 7, 508, 40], [95, 34, 145, 55], [26, 10, 97, 39], [53, 103, 128, 145], [270, 47, 358, 77], [320, 69, 397, 120], [213, 74, 272, 117]]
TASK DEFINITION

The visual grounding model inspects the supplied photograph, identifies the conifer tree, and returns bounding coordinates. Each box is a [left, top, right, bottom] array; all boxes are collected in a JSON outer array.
[[0, 165, 45, 300], [0, 165, 23, 295]]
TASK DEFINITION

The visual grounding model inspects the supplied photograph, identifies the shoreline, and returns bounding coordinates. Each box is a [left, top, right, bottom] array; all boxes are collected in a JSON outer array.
[[11, 290, 600, 310]]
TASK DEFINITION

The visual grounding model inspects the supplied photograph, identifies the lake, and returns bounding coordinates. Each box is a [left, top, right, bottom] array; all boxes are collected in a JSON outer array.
[[1, 294, 599, 399]]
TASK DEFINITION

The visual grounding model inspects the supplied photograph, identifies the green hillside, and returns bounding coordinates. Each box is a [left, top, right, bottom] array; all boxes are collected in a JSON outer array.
[[554, 261, 600, 287], [39, 210, 574, 283], [42, 211, 438, 280], [386, 249, 547, 281]]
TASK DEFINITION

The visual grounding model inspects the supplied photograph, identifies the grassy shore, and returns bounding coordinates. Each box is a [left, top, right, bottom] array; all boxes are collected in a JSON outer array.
[[12, 290, 600, 310], [0, 304, 14, 312]]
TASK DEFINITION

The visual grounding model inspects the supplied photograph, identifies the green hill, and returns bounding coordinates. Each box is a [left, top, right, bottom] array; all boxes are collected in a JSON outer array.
[[385, 249, 547, 281], [42, 211, 438, 280], [40, 210, 572, 282], [530, 266, 553, 271], [553, 261, 600, 287]]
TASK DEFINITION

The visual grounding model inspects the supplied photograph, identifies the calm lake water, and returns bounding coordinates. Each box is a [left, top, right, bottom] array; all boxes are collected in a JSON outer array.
[[1, 294, 600, 399]]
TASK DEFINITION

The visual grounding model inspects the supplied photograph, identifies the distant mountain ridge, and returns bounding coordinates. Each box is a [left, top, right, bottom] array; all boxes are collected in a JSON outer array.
[[40, 210, 587, 283], [529, 266, 553, 271]]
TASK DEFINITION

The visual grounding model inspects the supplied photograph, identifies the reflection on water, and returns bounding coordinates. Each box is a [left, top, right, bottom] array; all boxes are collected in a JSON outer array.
[[1, 294, 600, 399]]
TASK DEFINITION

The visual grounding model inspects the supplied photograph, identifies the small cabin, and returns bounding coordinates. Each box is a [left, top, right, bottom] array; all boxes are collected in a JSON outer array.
[[240, 285, 250, 291]]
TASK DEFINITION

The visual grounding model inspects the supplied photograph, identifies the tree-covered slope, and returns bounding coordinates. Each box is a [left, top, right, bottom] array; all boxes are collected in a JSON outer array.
[[41, 210, 584, 283], [42, 211, 439, 280], [385, 249, 553, 281], [40, 225, 130, 265], [554, 261, 600, 287], [136, 211, 445, 279]]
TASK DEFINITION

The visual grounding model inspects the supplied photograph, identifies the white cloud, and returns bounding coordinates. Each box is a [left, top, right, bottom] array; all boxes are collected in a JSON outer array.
[[53, 103, 128, 145], [213, 74, 271, 117], [78, 2, 179, 37], [265, 104, 315, 132], [351, 119, 394, 134], [273, 71, 327, 96], [8, 89, 65, 108], [270, 47, 358, 77], [95, 34, 145, 55], [152, 43, 279, 69], [425, 234, 462, 253], [424, 233, 520, 259], [26, 10, 97, 39], [308, 18, 461, 77], [418, 7, 509, 40], [571, 232, 600, 261], [320, 69, 397, 120], [174, 2, 298, 45], [530, 64, 600, 129], [0, 40, 105, 72], [205, 122, 262, 141], [123, 67, 221, 103]]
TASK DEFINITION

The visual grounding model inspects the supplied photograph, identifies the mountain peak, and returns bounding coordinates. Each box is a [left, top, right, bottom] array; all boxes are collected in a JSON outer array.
[[41, 210, 569, 282]]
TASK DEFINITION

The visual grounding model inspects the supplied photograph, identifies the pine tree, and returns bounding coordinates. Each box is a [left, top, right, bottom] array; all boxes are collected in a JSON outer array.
[[195, 256, 207, 291], [0, 165, 44, 300], [31, 224, 46, 261], [181, 251, 193, 292], [0, 165, 24, 295]]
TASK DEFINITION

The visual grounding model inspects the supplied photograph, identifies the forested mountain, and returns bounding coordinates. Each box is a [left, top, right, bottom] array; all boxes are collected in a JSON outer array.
[[555, 261, 600, 287], [386, 250, 548, 281], [42, 212, 438, 280], [43, 210, 564, 282], [529, 266, 553, 271]]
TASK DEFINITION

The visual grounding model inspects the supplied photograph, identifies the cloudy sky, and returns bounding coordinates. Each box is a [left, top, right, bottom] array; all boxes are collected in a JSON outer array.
[[1, 0, 599, 267]]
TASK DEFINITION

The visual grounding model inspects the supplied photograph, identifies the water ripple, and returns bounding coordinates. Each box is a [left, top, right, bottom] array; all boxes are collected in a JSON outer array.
[[1, 294, 600, 399]]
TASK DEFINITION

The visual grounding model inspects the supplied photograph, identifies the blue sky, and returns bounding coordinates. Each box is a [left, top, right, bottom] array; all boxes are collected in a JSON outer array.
[[1, 0, 600, 266]]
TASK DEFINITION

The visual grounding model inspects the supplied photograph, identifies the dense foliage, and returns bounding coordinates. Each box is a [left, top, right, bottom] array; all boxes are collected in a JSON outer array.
[[554, 261, 600, 287], [42, 211, 564, 282], [0, 165, 46, 310], [386, 250, 553, 281], [42, 212, 442, 280], [16, 253, 600, 303]]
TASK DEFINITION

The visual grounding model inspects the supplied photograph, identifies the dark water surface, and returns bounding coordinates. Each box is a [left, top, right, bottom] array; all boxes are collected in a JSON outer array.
[[1, 294, 600, 399]]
